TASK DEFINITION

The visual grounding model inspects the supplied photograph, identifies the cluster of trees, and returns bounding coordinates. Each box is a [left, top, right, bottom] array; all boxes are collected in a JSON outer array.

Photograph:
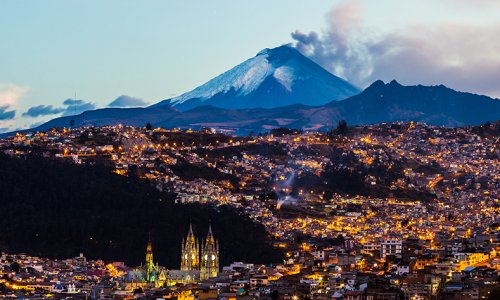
[[195, 143, 287, 162], [150, 131, 237, 147], [325, 120, 349, 137], [169, 158, 239, 189], [0, 154, 283, 267], [268, 122, 348, 137], [269, 127, 303, 137], [336, 120, 348, 134], [292, 166, 367, 197]]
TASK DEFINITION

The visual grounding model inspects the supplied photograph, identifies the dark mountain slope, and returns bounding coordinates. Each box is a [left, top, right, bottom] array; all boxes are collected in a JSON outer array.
[[0, 154, 283, 267], [323, 80, 500, 126], [32, 105, 179, 131], [3, 80, 499, 138]]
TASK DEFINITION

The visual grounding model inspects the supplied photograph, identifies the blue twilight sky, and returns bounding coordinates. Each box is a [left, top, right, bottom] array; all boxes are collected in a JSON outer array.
[[1, 0, 500, 132]]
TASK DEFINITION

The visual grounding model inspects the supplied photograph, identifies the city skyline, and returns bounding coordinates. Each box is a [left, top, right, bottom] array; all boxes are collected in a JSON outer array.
[[1, 1, 499, 298], [1, 121, 498, 298]]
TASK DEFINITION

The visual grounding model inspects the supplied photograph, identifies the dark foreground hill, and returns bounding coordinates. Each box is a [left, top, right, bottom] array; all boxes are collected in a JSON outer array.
[[0, 154, 283, 267]]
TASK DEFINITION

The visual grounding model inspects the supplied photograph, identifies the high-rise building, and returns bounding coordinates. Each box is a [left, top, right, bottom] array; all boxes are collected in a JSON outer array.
[[380, 239, 402, 259]]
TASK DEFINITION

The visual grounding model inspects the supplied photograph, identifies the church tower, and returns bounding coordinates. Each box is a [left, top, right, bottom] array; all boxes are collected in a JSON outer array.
[[200, 224, 219, 280], [145, 234, 155, 282], [181, 223, 199, 271]]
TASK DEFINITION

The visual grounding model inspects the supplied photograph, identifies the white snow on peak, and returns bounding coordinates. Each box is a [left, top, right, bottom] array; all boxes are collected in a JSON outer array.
[[170, 51, 297, 105], [256, 48, 271, 56], [273, 66, 294, 92]]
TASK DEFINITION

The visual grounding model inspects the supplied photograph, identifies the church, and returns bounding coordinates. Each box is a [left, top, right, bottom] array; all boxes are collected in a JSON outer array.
[[124, 235, 168, 290], [124, 224, 219, 290], [180, 223, 220, 281]]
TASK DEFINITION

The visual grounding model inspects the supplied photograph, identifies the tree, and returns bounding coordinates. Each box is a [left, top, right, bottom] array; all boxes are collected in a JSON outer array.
[[127, 164, 140, 178], [489, 286, 500, 300], [270, 127, 302, 137], [334, 234, 345, 245], [10, 262, 20, 273], [270, 290, 279, 300], [145, 123, 153, 131], [337, 120, 348, 134]]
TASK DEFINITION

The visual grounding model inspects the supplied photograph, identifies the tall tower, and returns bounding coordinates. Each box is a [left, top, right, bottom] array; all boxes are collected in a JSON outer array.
[[181, 224, 199, 271], [200, 224, 219, 280], [145, 234, 155, 282]]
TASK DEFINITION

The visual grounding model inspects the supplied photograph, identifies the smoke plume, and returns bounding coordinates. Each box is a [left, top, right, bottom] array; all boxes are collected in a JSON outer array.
[[291, 1, 500, 97]]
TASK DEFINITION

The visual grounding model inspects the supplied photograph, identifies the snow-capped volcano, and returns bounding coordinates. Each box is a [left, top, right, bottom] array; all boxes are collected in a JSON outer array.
[[153, 45, 360, 110]]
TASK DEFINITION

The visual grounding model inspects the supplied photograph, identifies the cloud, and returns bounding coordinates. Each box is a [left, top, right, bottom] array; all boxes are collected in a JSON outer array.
[[368, 25, 500, 97], [0, 83, 29, 107], [291, 0, 372, 86], [0, 105, 16, 120], [61, 98, 96, 116], [291, 0, 500, 97], [0, 82, 28, 132], [22, 105, 65, 117], [21, 99, 96, 118], [63, 99, 85, 106], [108, 95, 148, 108]]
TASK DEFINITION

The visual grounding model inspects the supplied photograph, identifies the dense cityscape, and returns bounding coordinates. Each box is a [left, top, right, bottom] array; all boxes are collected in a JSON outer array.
[[3, 1, 500, 299], [0, 122, 498, 299]]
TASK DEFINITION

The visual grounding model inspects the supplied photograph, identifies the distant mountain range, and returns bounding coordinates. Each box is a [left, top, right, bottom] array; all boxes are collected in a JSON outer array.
[[18, 80, 499, 135], [4, 45, 500, 136]]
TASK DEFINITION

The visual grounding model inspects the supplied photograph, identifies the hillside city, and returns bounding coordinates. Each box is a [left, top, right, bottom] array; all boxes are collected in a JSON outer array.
[[0, 122, 499, 300]]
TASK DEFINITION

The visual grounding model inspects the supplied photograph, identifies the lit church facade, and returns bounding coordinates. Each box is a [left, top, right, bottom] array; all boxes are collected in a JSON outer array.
[[181, 223, 219, 281], [124, 224, 219, 290], [124, 236, 168, 290]]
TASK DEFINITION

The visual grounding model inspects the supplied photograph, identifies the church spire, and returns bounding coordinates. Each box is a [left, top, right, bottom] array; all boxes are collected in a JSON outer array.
[[207, 221, 213, 236], [181, 223, 199, 271], [145, 232, 155, 282], [201, 223, 219, 280], [205, 221, 215, 247], [146, 232, 153, 258]]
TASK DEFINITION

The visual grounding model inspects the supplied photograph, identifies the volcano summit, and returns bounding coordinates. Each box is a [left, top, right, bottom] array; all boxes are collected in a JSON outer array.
[[153, 45, 360, 110]]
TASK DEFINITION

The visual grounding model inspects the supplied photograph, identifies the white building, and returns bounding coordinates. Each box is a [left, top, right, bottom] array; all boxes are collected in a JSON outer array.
[[380, 239, 402, 259]]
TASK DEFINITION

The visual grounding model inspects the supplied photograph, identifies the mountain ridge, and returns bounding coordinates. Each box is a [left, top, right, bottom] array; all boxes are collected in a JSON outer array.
[[322, 79, 500, 126], [3, 80, 499, 137], [2, 60, 500, 137]]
